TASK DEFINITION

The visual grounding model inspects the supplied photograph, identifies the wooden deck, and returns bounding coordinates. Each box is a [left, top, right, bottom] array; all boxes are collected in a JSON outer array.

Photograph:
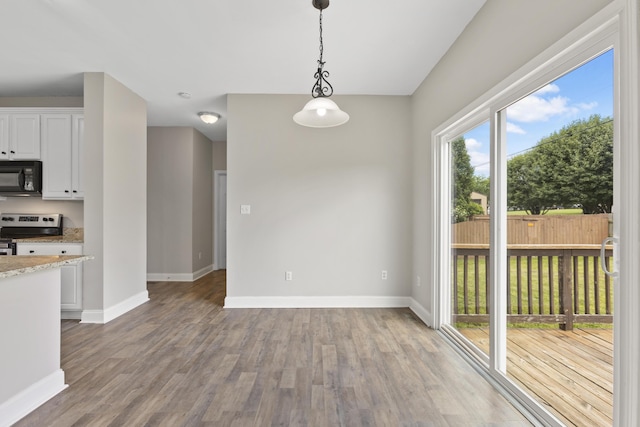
[[459, 327, 613, 427]]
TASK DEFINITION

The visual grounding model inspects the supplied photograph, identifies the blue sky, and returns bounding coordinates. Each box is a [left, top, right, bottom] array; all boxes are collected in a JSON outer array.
[[464, 49, 613, 176]]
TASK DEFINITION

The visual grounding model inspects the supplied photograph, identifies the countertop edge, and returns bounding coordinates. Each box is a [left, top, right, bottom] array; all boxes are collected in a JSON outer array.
[[0, 255, 94, 279]]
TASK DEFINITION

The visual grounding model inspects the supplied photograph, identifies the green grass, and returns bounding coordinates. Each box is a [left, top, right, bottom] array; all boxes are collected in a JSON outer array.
[[453, 255, 613, 329]]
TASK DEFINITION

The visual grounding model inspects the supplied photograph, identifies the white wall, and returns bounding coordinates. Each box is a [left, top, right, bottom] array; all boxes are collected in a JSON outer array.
[[411, 0, 614, 315], [226, 94, 412, 306], [83, 72, 148, 322]]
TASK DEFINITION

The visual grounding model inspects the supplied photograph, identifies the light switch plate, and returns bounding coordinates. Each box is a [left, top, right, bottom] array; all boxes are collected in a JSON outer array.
[[241, 205, 251, 215]]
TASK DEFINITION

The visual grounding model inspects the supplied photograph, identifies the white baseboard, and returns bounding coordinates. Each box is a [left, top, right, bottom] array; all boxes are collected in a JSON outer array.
[[60, 310, 82, 320], [223, 295, 411, 308], [80, 290, 149, 324], [147, 264, 213, 282], [193, 264, 213, 281], [409, 298, 433, 328], [0, 369, 67, 427]]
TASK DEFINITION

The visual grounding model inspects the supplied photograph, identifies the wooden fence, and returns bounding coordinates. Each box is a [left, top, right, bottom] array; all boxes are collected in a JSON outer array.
[[452, 244, 613, 330], [453, 214, 610, 245]]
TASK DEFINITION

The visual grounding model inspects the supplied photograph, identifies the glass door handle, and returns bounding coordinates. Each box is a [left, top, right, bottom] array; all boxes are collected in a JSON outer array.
[[600, 237, 617, 278]]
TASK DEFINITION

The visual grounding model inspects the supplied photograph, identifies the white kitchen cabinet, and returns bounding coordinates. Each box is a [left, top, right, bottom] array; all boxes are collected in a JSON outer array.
[[0, 114, 40, 160], [41, 114, 84, 199], [17, 243, 83, 317]]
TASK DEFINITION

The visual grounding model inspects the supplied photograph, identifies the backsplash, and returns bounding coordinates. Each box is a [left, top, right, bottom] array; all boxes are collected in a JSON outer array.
[[0, 199, 83, 227]]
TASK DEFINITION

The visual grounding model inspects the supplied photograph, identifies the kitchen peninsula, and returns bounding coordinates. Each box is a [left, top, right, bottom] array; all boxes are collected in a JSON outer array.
[[0, 255, 92, 427]]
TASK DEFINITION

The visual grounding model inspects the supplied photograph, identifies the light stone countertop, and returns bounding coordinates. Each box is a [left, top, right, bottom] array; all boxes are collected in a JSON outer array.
[[12, 228, 84, 244], [0, 255, 93, 279]]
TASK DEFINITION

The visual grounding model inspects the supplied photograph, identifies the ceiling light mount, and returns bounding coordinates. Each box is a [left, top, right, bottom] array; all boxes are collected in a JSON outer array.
[[293, 0, 349, 128], [312, 0, 329, 10], [198, 112, 220, 124]]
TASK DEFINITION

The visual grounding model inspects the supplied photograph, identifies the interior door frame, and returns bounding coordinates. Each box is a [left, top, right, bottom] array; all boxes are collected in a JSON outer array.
[[431, 2, 639, 425]]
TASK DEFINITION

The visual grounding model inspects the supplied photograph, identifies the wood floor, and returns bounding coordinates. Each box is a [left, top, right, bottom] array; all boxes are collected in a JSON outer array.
[[459, 328, 612, 427], [16, 271, 530, 426]]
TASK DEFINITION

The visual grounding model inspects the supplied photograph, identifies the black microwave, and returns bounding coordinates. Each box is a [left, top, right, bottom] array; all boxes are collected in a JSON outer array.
[[0, 161, 42, 196]]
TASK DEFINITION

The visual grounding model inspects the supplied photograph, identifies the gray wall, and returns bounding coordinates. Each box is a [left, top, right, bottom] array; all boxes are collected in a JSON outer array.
[[0, 97, 83, 108], [84, 72, 147, 313], [411, 0, 614, 313], [227, 94, 412, 301], [147, 127, 193, 276], [192, 130, 213, 272], [212, 140, 226, 270], [147, 126, 215, 278]]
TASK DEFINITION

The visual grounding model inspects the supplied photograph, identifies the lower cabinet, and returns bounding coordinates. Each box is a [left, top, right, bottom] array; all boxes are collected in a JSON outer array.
[[17, 243, 83, 318]]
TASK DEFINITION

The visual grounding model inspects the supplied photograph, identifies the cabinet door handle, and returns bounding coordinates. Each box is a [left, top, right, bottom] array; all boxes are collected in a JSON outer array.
[[64, 190, 70, 193], [72, 190, 77, 193], [1, 151, 6, 155], [10, 150, 15, 154], [29, 250, 35, 254], [61, 250, 67, 254]]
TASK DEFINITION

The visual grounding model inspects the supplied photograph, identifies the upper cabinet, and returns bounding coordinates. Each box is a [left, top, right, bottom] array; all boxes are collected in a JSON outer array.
[[41, 113, 84, 200], [0, 108, 84, 200], [0, 114, 41, 160]]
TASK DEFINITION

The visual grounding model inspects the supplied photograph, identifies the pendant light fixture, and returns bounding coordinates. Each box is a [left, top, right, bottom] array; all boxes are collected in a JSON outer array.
[[293, 0, 349, 128]]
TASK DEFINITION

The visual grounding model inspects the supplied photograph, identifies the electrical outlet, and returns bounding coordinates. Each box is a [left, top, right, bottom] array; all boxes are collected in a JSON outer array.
[[285, 271, 293, 281], [198, 252, 202, 260], [381, 270, 388, 280], [416, 275, 421, 287], [241, 205, 251, 215]]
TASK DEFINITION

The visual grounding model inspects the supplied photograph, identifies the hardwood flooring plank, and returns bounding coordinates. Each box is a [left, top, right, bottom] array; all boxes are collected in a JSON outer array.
[[15, 271, 529, 426]]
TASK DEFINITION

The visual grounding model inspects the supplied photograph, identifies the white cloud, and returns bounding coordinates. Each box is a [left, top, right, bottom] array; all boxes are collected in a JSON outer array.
[[507, 95, 571, 123], [534, 83, 560, 95], [465, 138, 481, 150], [507, 84, 599, 123], [576, 101, 598, 110], [465, 138, 490, 176], [506, 122, 526, 134]]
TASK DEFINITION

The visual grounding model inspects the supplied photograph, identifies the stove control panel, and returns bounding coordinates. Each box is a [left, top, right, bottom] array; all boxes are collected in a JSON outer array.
[[0, 213, 62, 227]]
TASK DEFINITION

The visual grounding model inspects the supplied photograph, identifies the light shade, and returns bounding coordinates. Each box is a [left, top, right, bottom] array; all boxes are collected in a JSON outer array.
[[198, 112, 220, 124], [293, 98, 349, 128]]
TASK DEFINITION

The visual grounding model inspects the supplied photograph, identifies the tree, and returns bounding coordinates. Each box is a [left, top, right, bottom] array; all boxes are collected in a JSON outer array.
[[451, 137, 485, 222], [507, 115, 613, 214], [471, 175, 490, 202], [507, 152, 550, 215]]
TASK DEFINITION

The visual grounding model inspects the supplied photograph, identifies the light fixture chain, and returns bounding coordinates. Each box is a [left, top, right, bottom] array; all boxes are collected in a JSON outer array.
[[311, 7, 333, 98], [319, 9, 324, 65]]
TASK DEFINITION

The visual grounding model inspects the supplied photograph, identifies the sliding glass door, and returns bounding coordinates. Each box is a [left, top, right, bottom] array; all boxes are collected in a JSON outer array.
[[437, 44, 616, 427]]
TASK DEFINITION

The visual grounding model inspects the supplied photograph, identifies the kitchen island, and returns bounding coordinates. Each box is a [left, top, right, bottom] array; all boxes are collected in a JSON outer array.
[[0, 255, 92, 427]]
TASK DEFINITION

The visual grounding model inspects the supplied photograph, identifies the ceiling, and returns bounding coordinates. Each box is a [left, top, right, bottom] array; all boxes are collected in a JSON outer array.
[[0, 0, 485, 141]]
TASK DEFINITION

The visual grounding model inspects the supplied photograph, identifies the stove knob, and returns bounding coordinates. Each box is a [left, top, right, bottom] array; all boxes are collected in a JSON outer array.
[[48, 217, 54, 222], [43, 218, 49, 222]]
